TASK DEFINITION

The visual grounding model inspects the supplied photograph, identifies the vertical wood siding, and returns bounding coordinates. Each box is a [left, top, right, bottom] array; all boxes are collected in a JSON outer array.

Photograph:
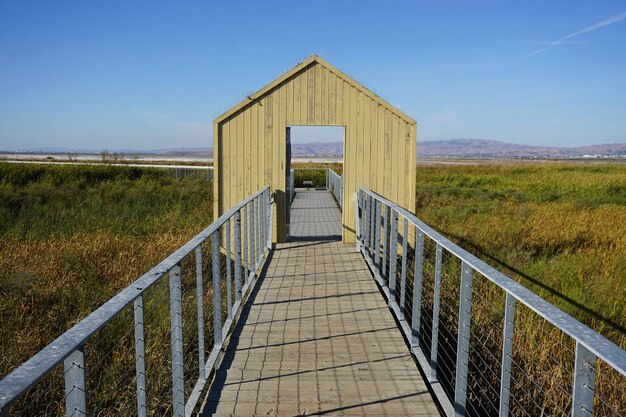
[[214, 60, 416, 243]]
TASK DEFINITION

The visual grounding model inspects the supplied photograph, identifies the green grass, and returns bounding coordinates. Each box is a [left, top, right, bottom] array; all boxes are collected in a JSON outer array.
[[410, 162, 626, 416], [414, 162, 626, 348], [292, 162, 342, 188], [0, 163, 213, 415], [2, 161, 624, 415]]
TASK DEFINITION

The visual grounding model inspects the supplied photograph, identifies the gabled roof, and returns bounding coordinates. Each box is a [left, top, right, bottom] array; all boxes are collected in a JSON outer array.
[[215, 55, 416, 125]]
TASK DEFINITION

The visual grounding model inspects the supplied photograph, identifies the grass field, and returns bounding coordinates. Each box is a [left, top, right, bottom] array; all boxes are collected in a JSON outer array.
[[413, 162, 625, 349], [0, 163, 213, 413], [1, 160, 624, 415]]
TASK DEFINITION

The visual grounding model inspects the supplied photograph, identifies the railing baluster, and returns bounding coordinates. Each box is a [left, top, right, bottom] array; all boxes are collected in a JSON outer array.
[[260, 193, 265, 254], [211, 233, 223, 346], [64, 348, 86, 416], [400, 219, 408, 311], [195, 246, 205, 380], [248, 200, 253, 280], [267, 189, 271, 249], [234, 211, 243, 303], [256, 197, 261, 262], [243, 205, 248, 282], [256, 196, 261, 259], [267, 193, 274, 250], [367, 197, 376, 259], [225, 222, 232, 320], [430, 243, 443, 382], [411, 230, 424, 347], [169, 265, 185, 417], [134, 296, 147, 417], [354, 191, 361, 252], [363, 195, 369, 254], [454, 262, 473, 417], [363, 195, 372, 256], [572, 342, 597, 417], [250, 200, 257, 273], [388, 210, 399, 303], [372, 199, 382, 273], [382, 205, 389, 279], [499, 293, 516, 417]]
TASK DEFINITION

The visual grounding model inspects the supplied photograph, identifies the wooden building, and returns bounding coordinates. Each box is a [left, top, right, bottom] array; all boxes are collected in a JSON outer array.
[[213, 55, 416, 243]]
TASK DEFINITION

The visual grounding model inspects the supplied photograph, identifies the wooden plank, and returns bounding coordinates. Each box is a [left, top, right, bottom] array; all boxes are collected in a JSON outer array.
[[320, 64, 328, 124], [356, 91, 364, 188], [383, 111, 392, 202], [286, 77, 294, 125], [201, 219, 439, 416], [370, 100, 378, 190], [278, 84, 287, 241], [222, 121, 230, 215], [213, 121, 221, 220], [307, 65, 315, 124], [336, 72, 342, 125], [236, 113, 244, 204], [243, 108, 251, 200], [341, 80, 350, 240], [293, 73, 301, 124], [250, 104, 258, 190], [363, 94, 372, 189], [272, 88, 281, 241], [314, 63, 322, 125], [328, 70, 337, 124], [410, 123, 417, 210], [346, 85, 357, 242], [403, 122, 411, 210], [258, 102, 266, 188], [395, 118, 405, 206], [301, 68, 308, 124], [264, 96, 273, 196], [376, 105, 385, 194]]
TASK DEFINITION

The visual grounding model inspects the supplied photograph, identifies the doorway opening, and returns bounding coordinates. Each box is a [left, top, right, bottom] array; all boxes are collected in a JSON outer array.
[[286, 126, 344, 241]]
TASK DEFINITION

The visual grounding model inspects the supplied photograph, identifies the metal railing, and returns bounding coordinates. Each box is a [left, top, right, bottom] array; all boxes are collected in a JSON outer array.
[[288, 169, 295, 205], [289, 167, 342, 209], [0, 187, 273, 416], [2, 159, 215, 181], [327, 168, 342, 210], [355, 187, 626, 417]]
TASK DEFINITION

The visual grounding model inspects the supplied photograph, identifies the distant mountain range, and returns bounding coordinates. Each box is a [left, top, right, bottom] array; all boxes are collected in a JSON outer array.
[[291, 139, 626, 158], [292, 139, 626, 158], [417, 139, 626, 158], [4, 139, 626, 159]]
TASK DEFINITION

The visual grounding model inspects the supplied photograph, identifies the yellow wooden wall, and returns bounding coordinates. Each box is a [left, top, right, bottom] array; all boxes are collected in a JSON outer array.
[[214, 58, 416, 243]]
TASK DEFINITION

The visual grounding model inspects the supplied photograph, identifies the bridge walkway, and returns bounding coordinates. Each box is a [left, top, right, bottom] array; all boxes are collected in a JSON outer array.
[[201, 190, 440, 416]]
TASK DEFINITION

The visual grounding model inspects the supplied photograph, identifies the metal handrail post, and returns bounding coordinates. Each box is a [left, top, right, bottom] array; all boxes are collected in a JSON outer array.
[[169, 265, 185, 417], [134, 295, 147, 417], [194, 246, 206, 381], [63, 349, 86, 416], [454, 262, 473, 417], [234, 212, 242, 303], [411, 230, 424, 347]]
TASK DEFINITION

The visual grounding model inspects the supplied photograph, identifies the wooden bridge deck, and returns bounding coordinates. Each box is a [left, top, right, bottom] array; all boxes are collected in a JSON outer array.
[[201, 190, 439, 416]]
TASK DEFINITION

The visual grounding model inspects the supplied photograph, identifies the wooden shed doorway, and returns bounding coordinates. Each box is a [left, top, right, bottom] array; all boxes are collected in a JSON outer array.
[[286, 125, 345, 240], [213, 55, 417, 244]]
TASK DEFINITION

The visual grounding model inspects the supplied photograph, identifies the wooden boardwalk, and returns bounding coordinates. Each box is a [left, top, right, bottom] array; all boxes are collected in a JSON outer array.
[[201, 190, 439, 416]]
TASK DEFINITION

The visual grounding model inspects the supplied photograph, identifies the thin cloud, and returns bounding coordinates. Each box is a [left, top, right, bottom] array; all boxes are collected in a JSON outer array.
[[133, 109, 168, 121], [527, 11, 626, 57]]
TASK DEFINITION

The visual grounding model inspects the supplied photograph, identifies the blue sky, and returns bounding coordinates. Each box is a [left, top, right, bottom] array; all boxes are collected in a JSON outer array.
[[1, 1, 625, 150]]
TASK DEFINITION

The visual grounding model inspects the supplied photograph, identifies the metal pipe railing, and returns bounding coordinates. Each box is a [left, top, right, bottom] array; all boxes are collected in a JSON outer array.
[[0, 187, 273, 416], [327, 168, 342, 210], [355, 187, 626, 417], [287, 169, 295, 205]]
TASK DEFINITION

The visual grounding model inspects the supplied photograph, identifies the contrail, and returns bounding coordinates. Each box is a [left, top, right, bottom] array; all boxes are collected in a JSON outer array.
[[527, 11, 626, 56]]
